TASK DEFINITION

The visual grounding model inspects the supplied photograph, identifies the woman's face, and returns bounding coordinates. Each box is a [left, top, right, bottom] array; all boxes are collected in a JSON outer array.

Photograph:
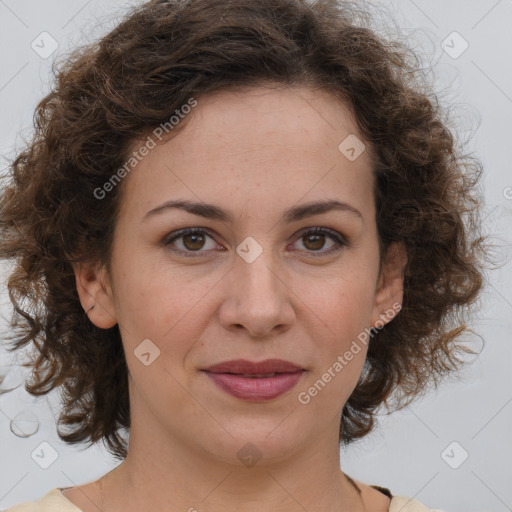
[[77, 85, 405, 465]]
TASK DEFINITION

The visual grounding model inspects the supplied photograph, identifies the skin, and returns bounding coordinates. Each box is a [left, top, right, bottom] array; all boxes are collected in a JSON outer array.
[[71, 84, 406, 512]]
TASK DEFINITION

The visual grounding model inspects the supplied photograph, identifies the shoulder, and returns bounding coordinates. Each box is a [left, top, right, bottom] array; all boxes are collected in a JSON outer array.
[[389, 495, 446, 512], [2, 488, 81, 512], [353, 477, 445, 512]]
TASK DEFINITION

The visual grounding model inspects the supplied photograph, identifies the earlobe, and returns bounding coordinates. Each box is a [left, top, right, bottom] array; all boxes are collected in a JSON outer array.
[[74, 263, 118, 329], [370, 242, 407, 328]]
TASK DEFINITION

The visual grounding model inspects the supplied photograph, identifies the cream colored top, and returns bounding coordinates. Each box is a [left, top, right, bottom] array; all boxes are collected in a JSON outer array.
[[3, 487, 445, 511]]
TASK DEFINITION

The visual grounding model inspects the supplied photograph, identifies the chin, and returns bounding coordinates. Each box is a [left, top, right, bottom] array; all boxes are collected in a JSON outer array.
[[197, 421, 310, 467]]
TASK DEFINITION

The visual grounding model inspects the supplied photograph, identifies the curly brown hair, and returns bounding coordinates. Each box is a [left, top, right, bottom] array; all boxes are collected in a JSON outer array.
[[0, 0, 489, 462]]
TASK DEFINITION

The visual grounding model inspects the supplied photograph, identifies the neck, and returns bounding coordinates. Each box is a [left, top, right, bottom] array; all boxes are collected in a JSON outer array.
[[100, 424, 364, 512]]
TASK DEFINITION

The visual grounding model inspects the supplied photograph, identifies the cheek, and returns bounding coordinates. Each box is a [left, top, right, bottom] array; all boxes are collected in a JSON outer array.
[[334, 283, 375, 333], [303, 263, 377, 397], [300, 280, 373, 412], [111, 255, 219, 355], [311, 269, 377, 336]]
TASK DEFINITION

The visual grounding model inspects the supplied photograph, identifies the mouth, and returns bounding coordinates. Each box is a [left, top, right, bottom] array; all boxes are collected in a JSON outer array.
[[202, 359, 305, 401], [203, 358, 303, 374], [225, 372, 281, 378]]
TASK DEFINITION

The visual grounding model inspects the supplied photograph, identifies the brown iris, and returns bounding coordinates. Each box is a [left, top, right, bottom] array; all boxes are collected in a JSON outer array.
[[182, 233, 206, 251], [302, 233, 326, 251]]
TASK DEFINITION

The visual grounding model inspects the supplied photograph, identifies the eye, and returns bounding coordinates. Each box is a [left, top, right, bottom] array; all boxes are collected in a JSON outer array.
[[162, 227, 348, 257], [290, 227, 348, 256], [163, 228, 220, 257]]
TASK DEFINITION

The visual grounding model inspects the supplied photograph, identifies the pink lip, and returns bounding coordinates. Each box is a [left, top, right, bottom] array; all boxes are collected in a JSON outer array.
[[204, 358, 303, 374], [202, 359, 305, 401]]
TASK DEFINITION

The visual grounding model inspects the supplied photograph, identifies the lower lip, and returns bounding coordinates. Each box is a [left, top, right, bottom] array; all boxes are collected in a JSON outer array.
[[203, 371, 304, 401]]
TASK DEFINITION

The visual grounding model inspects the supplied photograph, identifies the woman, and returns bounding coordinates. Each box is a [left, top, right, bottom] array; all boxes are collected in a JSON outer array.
[[0, 0, 488, 510]]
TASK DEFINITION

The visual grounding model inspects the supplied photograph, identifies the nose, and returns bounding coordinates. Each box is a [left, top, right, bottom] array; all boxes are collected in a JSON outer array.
[[219, 250, 296, 338]]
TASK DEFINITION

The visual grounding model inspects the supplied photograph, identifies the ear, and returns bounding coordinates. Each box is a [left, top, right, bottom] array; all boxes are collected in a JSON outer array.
[[370, 241, 407, 328], [74, 262, 118, 329]]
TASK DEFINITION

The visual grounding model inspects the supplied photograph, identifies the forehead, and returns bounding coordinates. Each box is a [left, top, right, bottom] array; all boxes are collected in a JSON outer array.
[[173, 85, 364, 153], [119, 85, 375, 220]]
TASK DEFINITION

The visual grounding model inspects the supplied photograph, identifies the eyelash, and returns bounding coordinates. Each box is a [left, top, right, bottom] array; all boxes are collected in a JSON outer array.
[[162, 227, 349, 258]]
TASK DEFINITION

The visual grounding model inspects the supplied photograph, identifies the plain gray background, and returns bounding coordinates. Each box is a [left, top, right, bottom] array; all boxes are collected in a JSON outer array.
[[0, 1, 511, 511]]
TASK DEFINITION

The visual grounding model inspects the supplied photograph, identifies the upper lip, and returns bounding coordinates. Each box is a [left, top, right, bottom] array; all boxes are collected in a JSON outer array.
[[203, 359, 303, 374]]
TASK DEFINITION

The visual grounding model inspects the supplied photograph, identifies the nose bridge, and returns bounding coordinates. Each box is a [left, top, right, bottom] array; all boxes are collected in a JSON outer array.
[[222, 235, 294, 336], [235, 236, 284, 302]]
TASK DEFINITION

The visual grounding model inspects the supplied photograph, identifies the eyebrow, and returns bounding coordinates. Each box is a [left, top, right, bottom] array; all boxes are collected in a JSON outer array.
[[143, 199, 363, 224]]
